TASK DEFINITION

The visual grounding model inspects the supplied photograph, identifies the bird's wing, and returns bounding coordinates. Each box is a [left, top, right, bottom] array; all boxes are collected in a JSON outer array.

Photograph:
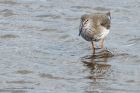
[[100, 15, 111, 29]]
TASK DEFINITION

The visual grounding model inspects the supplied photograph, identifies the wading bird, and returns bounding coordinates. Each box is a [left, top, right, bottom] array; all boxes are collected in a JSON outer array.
[[79, 12, 111, 54]]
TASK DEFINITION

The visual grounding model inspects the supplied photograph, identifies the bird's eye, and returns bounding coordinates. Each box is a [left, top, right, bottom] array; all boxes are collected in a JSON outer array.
[[85, 19, 88, 23]]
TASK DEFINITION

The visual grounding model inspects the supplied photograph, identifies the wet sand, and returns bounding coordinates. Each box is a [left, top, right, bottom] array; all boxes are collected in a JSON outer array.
[[0, 0, 140, 93]]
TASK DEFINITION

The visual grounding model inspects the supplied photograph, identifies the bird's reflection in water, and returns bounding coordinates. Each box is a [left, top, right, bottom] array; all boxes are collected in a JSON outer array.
[[81, 49, 113, 81]]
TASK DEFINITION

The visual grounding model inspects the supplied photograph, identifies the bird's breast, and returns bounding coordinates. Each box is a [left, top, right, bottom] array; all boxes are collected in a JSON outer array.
[[99, 27, 110, 39]]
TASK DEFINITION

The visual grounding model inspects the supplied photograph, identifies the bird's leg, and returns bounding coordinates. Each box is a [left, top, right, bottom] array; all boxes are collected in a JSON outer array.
[[100, 39, 104, 48], [91, 41, 96, 54]]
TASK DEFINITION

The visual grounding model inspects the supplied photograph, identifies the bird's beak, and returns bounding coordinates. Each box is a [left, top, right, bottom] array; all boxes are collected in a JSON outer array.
[[79, 21, 83, 36]]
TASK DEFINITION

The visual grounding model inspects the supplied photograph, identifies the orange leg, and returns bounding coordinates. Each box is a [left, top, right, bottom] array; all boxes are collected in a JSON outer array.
[[100, 39, 104, 48], [91, 41, 96, 54]]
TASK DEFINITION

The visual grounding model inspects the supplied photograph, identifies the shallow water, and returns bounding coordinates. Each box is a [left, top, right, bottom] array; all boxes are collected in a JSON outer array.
[[0, 0, 140, 93]]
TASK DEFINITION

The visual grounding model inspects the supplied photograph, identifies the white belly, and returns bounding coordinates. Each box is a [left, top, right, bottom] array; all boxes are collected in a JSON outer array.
[[100, 27, 110, 39]]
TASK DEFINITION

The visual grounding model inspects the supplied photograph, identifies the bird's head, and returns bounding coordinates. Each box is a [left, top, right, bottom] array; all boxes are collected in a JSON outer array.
[[81, 14, 90, 26]]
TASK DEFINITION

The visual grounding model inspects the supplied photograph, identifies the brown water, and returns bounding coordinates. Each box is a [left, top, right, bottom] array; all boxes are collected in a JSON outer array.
[[0, 0, 140, 93]]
